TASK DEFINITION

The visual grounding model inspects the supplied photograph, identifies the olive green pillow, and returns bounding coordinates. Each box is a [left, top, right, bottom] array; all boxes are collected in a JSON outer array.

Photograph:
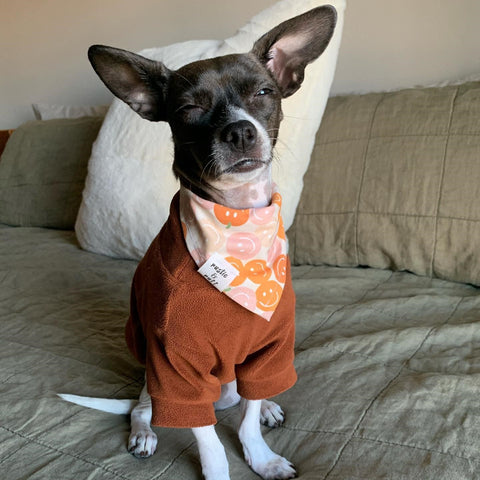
[[290, 81, 480, 286], [0, 117, 102, 229]]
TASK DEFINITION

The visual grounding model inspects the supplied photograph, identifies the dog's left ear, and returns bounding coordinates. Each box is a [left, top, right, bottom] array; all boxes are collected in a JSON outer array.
[[251, 5, 337, 98]]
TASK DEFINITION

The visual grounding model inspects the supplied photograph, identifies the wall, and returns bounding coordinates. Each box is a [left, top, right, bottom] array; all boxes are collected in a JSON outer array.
[[2, 0, 480, 128], [335, 0, 480, 94]]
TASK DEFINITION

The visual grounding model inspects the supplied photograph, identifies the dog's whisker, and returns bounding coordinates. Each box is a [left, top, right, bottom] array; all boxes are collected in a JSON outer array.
[[280, 114, 310, 121], [200, 154, 216, 181], [273, 137, 299, 161]]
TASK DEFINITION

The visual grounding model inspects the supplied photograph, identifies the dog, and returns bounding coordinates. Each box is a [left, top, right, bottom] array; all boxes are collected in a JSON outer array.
[[60, 6, 336, 480]]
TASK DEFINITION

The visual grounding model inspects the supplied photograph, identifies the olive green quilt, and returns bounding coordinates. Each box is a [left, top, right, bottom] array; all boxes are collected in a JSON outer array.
[[2, 224, 480, 479]]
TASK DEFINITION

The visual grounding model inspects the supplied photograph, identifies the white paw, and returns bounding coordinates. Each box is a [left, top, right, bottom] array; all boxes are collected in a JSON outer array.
[[260, 400, 285, 428], [242, 435, 296, 480], [128, 427, 157, 458], [253, 455, 297, 480]]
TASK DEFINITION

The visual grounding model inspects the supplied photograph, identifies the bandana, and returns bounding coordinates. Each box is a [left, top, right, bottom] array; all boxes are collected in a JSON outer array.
[[179, 186, 287, 321]]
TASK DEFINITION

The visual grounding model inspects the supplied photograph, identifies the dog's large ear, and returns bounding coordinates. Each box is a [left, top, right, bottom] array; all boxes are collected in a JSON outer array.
[[88, 45, 171, 121], [251, 5, 337, 98]]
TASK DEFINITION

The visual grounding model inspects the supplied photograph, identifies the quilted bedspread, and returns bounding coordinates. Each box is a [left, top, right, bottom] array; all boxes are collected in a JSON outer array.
[[2, 224, 480, 479]]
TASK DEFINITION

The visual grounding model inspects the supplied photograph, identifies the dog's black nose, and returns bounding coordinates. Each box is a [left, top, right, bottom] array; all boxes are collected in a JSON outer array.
[[220, 120, 257, 152]]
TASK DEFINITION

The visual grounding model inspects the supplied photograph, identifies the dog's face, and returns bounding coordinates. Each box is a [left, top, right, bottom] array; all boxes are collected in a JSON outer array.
[[88, 6, 336, 200], [166, 53, 283, 194]]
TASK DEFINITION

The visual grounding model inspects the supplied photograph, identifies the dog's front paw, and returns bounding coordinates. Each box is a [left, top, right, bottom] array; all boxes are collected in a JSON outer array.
[[260, 400, 285, 428], [243, 442, 296, 480], [254, 455, 297, 480], [128, 427, 157, 458]]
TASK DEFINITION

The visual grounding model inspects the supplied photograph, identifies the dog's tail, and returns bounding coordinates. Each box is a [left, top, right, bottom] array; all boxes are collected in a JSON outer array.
[[58, 394, 137, 415]]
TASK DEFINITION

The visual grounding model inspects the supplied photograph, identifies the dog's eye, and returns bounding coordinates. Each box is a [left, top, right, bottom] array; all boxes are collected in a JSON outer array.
[[176, 104, 205, 122], [176, 104, 205, 118], [256, 88, 274, 97]]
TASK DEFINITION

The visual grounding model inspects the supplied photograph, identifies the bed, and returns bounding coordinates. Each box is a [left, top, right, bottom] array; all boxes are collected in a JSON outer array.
[[2, 77, 480, 480]]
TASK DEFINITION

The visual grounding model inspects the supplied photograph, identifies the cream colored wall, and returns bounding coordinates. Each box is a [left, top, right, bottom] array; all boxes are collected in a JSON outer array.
[[335, 0, 480, 94], [2, 0, 480, 128], [1, 0, 274, 128]]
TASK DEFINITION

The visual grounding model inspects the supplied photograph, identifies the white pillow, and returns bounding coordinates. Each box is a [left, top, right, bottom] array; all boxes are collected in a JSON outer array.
[[75, 0, 346, 260], [32, 103, 109, 120]]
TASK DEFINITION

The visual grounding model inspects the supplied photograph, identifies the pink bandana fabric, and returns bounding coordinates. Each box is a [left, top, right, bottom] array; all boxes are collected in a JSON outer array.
[[179, 187, 288, 321]]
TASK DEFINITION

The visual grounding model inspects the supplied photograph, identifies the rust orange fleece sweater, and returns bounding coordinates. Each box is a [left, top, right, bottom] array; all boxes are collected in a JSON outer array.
[[125, 193, 297, 428]]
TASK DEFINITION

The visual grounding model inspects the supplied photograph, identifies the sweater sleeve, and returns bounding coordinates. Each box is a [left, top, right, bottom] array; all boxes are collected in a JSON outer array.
[[145, 283, 223, 428]]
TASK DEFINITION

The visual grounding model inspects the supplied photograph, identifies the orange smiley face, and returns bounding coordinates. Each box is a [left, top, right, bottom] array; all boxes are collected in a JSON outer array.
[[256, 280, 283, 312], [245, 259, 272, 284], [214, 204, 250, 227]]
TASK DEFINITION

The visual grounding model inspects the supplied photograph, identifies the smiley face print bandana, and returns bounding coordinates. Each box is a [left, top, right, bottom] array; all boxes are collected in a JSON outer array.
[[179, 186, 287, 321]]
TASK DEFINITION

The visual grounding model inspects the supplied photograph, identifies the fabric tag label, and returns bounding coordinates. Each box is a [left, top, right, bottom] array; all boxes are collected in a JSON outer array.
[[197, 252, 239, 291]]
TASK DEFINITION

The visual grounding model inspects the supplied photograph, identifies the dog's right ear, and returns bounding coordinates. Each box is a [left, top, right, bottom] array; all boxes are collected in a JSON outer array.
[[88, 45, 170, 121]]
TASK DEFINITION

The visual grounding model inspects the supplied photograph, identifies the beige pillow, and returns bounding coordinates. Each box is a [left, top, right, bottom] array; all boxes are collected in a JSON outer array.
[[0, 117, 102, 229], [32, 103, 109, 120], [290, 81, 480, 286]]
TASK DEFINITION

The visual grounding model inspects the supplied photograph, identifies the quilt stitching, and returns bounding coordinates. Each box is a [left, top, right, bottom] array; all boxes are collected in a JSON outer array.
[[0, 338, 140, 385], [0, 425, 133, 480], [298, 210, 480, 223], [0, 394, 236, 480], [150, 441, 197, 480], [321, 296, 465, 479], [295, 270, 394, 352], [281, 424, 350, 436], [110, 378, 145, 397], [30, 410, 84, 442], [315, 130, 480, 147], [0, 439, 30, 468], [354, 433, 480, 463], [280, 422, 480, 464], [326, 475, 381, 480], [353, 94, 386, 265], [430, 87, 460, 278], [322, 342, 419, 367], [280, 419, 480, 469], [321, 341, 473, 377]]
